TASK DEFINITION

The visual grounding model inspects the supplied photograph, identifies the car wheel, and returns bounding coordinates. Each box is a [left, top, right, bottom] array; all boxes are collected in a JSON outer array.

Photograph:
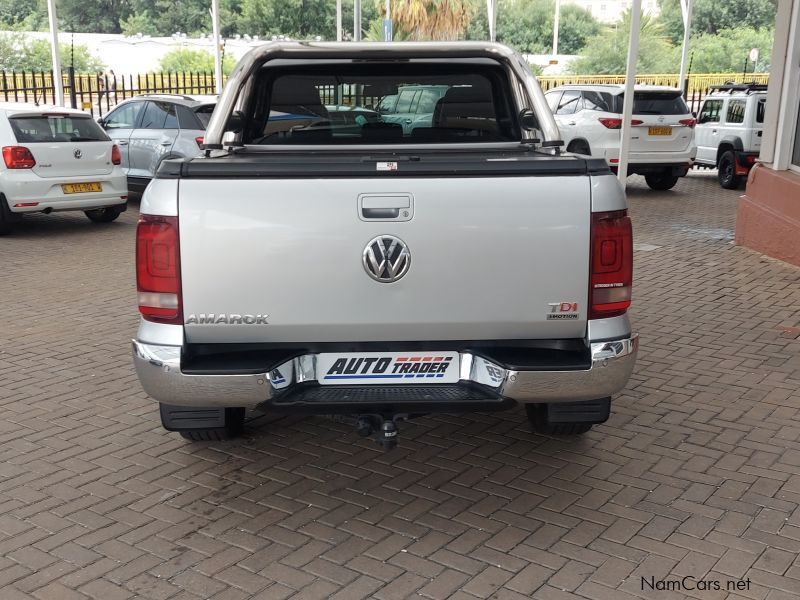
[[85, 206, 123, 223], [174, 408, 246, 442], [644, 172, 679, 191], [0, 197, 15, 235], [525, 404, 595, 435], [717, 151, 741, 189], [567, 140, 591, 156]]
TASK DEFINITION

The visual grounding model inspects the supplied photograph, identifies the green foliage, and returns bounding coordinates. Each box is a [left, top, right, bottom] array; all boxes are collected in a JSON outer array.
[[657, 0, 777, 44], [569, 10, 676, 74], [58, 0, 130, 34], [158, 47, 236, 74], [0, 34, 105, 71], [687, 27, 773, 73], [0, 0, 45, 30], [468, 0, 600, 54], [120, 11, 160, 37]]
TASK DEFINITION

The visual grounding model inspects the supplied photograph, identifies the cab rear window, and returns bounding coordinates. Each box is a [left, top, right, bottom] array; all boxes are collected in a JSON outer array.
[[246, 63, 521, 145], [9, 115, 109, 143]]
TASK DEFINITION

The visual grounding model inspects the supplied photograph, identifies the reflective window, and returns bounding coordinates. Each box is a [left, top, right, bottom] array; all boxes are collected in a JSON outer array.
[[726, 99, 746, 124], [9, 115, 109, 142], [756, 98, 765, 124], [104, 101, 143, 129], [698, 99, 723, 124], [556, 90, 582, 115], [582, 91, 613, 112], [140, 102, 173, 129], [545, 91, 562, 112]]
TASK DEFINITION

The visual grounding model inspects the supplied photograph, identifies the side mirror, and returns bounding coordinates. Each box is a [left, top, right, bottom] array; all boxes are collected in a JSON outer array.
[[692, 111, 697, 118], [519, 109, 538, 131], [96, 117, 105, 128]]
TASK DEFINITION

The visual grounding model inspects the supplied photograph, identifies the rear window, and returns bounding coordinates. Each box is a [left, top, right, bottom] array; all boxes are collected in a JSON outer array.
[[756, 98, 765, 124], [195, 105, 215, 128], [9, 114, 109, 143], [614, 92, 689, 115], [244, 64, 521, 145]]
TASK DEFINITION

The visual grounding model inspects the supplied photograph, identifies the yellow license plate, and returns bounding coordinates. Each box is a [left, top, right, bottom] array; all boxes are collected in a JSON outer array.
[[648, 126, 672, 136], [62, 182, 102, 194]]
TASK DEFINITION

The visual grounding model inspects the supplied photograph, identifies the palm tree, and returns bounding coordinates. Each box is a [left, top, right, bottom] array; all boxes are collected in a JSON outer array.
[[390, 0, 472, 41]]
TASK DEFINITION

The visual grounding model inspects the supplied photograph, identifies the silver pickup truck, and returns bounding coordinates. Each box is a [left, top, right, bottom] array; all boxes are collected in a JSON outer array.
[[132, 42, 638, 447]]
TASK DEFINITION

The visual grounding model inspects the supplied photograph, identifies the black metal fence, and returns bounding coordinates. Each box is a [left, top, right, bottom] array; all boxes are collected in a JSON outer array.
[[0, 69, 218, 116]]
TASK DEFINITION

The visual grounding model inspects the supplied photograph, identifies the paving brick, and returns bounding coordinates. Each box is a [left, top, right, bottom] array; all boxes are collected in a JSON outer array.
[[2, 173, 800, 599]]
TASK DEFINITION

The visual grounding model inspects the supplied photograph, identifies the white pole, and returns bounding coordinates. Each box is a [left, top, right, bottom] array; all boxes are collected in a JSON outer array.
[[617, 0, 642, 184], [486, 0, 496, 42], [46, 0, 64, 106], [336, 0, 343, 40], [211, 0, 223, 94], [552, 0, 561, 56], [678, 0, 693, 95], [353, 0, 362, 41]]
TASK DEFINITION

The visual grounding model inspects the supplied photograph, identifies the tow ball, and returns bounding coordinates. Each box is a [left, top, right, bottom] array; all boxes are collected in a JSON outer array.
[[356, 415, 399, 450]]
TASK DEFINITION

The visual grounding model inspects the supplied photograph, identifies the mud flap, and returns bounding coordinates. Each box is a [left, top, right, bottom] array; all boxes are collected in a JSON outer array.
[[546, 398, 610, 424]]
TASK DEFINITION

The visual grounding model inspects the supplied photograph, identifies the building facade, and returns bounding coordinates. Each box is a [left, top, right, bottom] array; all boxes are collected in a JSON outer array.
[[736, 0, 800, 267]]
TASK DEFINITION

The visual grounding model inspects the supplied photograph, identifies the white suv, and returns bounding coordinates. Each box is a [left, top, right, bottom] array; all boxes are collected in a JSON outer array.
[[545, 84, 697, 190], [0, 103, 128, 235], [694, 83, 766, 189]]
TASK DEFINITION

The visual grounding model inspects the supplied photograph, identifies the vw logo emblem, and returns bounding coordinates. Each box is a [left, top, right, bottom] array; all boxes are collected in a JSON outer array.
[[363, 235, 411, 283], [657, 115, 665, 123], [73, 149, 82, 159]]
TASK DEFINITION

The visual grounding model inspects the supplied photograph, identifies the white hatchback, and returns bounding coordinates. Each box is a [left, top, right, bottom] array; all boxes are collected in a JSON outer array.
[[0, 103, 128, 234], [545, 85, 697, 190]]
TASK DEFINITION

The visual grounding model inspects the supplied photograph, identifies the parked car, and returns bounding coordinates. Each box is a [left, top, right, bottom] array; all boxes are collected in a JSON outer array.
[[376, 84, 450, 134], [132, 42, 638, 446], [99, 94, 215, 194], [693, 83, 767, 189], [545, 84, 697, 190], [0, 103, 128, 234]]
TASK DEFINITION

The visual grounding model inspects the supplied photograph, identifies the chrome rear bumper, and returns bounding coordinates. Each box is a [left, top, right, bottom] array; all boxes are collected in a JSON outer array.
[[132, 335, 638, 408]]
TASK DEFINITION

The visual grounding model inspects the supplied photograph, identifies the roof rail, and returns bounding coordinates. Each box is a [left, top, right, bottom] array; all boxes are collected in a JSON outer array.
[[707, 82, 768, 94], [137, 93, 198, 101]]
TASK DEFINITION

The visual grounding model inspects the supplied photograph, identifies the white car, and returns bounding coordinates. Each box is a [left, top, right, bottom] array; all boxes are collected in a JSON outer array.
[[545, 84, 697, 190], [694, 83, 766, 189], [0, 103, 128, 234]]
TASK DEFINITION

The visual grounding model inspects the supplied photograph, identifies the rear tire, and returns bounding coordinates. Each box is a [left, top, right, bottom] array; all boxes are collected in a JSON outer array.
[[717, 151, 741, 189], [176, 408, 246, 441], [0, 196, 16, 235], [645, 172, 679, 191], [85, 206, 123, 223]]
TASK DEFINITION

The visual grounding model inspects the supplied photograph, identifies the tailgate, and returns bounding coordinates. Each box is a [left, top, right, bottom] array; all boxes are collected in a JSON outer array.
[[179, 175, 590, 344]]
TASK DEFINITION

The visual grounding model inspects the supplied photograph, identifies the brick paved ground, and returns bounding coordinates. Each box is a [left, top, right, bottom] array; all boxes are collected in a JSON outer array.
[[1, 171, 799, 600]]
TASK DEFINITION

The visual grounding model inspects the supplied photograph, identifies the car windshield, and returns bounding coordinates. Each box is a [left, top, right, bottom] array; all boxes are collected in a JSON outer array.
[[614, 92, 689, 115], [9, 114, 109, 143], [244, 63, 521, 145]]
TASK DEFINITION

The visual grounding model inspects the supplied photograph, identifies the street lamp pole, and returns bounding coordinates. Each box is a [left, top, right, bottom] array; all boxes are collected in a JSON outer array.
[[353, 0, 362, 41], [46, 0, 64, 106]]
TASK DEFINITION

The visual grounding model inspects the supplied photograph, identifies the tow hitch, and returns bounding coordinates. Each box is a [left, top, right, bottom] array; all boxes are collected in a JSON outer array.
[[356, 415, 401, 450]]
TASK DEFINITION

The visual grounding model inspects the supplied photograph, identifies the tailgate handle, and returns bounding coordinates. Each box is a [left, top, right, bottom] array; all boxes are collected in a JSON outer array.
[[359, 194, 413, 222], [363, 207, 400, 219]]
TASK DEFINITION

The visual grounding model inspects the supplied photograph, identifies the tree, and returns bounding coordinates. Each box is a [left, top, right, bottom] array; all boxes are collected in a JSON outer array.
[[120, 11, 160, 36], [391, 0, 472, 40], [159, 47, 236, 74], [686, 27, 773, 73], [569, 10, 676, 74], [657, 0, 777, 44], [238, 0, 338, 38], [0, 0, 45, 30], [0, 34, 105, 71], [467, 0, 599, 55], [58, 0, 131, 34]]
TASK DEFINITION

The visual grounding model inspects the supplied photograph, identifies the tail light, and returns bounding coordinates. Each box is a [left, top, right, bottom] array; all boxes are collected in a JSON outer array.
[[679, 118, 697, 128], [195, 137, 204, 148], [744, 154, 757, 165], [598, 118, 622, 129], [590, 210, 632, 319], [136, 215, 182, 324], [111, 144, 121, 165], [2, 146, 36, 169], [598, 118, 642, 129]]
